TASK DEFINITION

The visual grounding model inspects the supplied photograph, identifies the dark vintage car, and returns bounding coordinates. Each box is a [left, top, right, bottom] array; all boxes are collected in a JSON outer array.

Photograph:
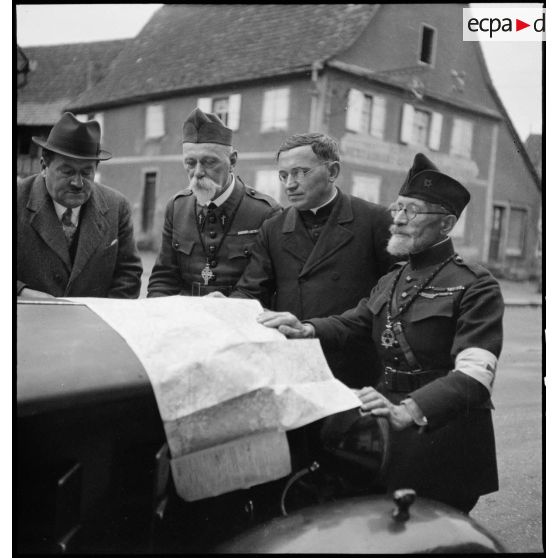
[[17, 300, 507, 554]]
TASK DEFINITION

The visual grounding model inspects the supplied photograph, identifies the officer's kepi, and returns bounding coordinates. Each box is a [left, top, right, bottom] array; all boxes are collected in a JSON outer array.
[[182, 108, 233, 146], [399, 153, 470, 218]]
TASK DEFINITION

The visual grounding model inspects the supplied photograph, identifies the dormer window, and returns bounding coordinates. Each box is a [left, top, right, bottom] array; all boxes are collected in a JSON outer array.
[[419, 24, 436, 66]]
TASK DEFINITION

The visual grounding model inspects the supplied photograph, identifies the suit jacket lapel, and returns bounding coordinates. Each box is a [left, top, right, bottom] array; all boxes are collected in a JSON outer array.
[[27, 175, 72, 271], [300, 191, 354, 277], [281, 207, 315, 265], [69, 185, 109, 284]]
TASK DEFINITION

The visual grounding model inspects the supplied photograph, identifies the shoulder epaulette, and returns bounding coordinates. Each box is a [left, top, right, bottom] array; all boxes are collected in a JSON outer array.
[[173, 188, 193, 200], [452, 254, 487, 277], [245, 186, 280, 208]]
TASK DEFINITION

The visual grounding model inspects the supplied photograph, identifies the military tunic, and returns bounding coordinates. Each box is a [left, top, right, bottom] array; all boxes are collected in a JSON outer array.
[[147, 177, 281, 297], [310, 238, 504, 511]]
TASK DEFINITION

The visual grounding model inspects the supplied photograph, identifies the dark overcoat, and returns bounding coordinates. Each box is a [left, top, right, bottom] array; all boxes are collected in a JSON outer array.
[[231, 189, 394, 388], [17, 174, 142, 298], [147, 177, 281, 297], [310, 239, 504, 509]]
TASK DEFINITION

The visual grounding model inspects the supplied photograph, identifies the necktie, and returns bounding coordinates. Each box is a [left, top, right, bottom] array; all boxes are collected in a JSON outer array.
[[61, 208, 76, 245]]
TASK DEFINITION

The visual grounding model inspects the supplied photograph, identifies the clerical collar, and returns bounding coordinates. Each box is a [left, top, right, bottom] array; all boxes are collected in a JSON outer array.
[[307, 188, 338, 215], [52, 199, 81, 226], [408, 237, 455, 270], [201, 174, 235, 207]]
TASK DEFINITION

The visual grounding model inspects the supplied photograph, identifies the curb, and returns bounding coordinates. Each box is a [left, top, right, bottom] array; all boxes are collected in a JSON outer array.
[[504, 300, 542, 307]]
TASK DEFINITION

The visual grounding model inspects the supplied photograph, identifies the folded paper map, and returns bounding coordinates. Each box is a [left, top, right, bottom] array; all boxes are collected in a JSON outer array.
[[68, 296, 361, 500]]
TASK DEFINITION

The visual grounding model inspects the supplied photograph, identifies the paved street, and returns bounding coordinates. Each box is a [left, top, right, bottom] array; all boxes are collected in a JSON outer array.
[[470, 306, 543, 553]]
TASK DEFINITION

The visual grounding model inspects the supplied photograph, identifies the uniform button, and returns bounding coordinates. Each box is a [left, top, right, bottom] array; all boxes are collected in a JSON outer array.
[[393, 357, 400, 364], [209, 214, 216, 223], [172, 241, 179, 249], [243, 248, 250, 256], [406, 275, 413, 282], [398, 306, 403, 311], [331, 272, 340, 281], [209, 231, 217, 239], [209, 245, 216, 253], [250, 189, 256, 195], [393, 341, 400, 348], [455, 255, 463, 263], [210, 260, 217, 268], [401, 292, 408, 298], [54, 273, 63, 283]]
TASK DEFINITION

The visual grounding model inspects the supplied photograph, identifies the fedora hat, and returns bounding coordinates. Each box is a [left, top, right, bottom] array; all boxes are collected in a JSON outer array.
[[32, 112, 112, 160]]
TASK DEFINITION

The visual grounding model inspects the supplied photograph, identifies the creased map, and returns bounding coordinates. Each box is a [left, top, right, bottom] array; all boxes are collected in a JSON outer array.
[[67, 296, 360, 500]]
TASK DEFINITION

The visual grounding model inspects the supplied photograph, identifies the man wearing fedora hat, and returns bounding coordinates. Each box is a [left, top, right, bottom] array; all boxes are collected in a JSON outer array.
[[258, 153, 504, 514], [147, 108, 280, 297], [17, 112, 143, 299]]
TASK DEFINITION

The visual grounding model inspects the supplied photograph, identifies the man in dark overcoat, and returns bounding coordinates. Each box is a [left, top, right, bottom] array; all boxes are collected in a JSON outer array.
[[147, 109, 281, 297], [17, 112, 142, 299], [258, 153, 504, 513], [228, 132, 393, 389]]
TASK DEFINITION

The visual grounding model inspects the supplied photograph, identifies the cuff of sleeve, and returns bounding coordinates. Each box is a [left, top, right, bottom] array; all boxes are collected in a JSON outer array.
[[401, 398, 428, 426]]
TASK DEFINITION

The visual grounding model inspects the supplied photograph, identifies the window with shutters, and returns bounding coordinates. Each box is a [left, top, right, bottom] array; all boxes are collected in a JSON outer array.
[[345, 88, 386, 138], [197, 94, 242, 130], [450, 118, 474, 158], [412, 109, 430, 145], [419, 24, 437, 66], [254, 169, 281, 202], [145, 105, 165, 139], [399, 103, 442, 150], [261, 88, 290, 131]]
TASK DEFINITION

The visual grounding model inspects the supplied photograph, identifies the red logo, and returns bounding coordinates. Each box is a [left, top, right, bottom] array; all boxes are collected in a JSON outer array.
[[516, 19, 530, 32]]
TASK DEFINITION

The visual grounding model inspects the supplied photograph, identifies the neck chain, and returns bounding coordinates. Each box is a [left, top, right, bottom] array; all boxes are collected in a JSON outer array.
[[380, 254, 454, 349], [195, 190, 244, 286]]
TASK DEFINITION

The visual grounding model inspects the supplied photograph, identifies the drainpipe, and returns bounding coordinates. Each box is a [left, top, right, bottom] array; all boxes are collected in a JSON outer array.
[[482, 122, 499, 263], [309, 60, 328, 133]]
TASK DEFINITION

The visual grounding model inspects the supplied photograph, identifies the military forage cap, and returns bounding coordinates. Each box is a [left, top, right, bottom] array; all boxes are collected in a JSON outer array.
[[399, 153, 470, 218], [182, 108, 232, 146]]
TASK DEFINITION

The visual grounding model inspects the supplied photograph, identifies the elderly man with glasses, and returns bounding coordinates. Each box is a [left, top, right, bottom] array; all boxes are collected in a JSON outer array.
[[227, 132, 394, 391], [258, 153, 504, 514]]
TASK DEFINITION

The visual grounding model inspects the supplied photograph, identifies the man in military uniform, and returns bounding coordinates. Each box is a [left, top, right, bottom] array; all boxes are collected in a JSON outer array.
[[147, 108, 281, 297], [258, 153, 504, 514]]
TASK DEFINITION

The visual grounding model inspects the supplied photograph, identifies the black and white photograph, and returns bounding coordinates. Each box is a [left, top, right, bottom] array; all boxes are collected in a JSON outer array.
[[15, 3, 544, 554]]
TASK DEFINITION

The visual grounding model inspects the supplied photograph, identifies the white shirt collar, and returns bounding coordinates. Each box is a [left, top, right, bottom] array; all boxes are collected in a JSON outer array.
[[52, 199, 81, 226], [202, 174, 235, 207], [308, 188, 338, 214]]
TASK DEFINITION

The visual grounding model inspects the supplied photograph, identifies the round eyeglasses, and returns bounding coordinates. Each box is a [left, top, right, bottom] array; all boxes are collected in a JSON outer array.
[[388, 203, 450, 221], [278, 161, 331, 184]]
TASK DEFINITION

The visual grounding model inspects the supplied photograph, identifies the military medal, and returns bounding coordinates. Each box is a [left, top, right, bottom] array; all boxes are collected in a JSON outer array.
[[380, 323, 396, 348], [201, 261, 215, 285]]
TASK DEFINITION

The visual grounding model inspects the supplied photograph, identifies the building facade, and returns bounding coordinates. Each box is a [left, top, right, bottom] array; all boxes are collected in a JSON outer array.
[[25, 4, 541, 277]]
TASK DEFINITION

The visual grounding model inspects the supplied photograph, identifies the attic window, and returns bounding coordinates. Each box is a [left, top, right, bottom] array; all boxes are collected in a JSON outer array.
[[419, 24, 436, 65]]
